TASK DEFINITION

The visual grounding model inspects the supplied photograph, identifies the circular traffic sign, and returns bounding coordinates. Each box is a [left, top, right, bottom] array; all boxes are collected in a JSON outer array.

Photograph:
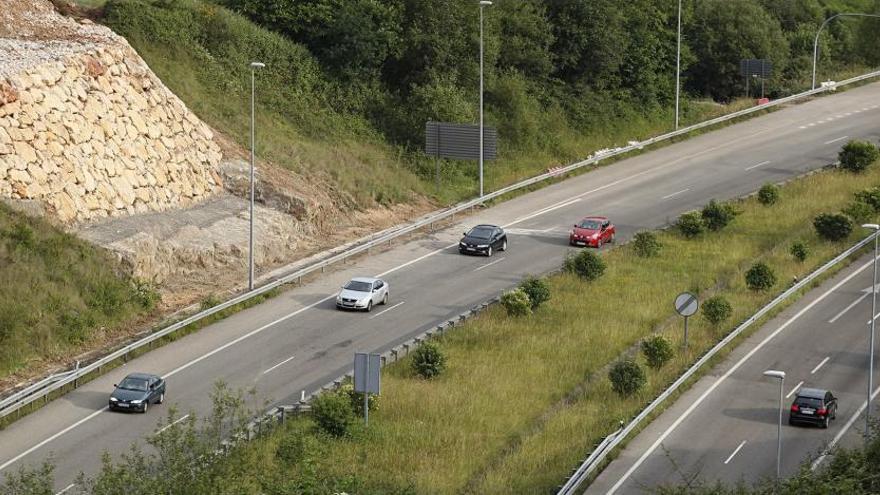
[[674, 292, 699, 317]]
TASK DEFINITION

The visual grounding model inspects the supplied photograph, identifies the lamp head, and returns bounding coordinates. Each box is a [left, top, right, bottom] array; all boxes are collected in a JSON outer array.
[[862, 224, 880, 230], [479, 1, 492, 5], [250, 62, 266, 69], [763, 370, 785, 380]]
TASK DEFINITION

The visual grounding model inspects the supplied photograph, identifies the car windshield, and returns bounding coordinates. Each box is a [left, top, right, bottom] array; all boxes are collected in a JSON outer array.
[[344, 280, 372, 292], [119, 378, 149, 391], [577, 220, 602, 230], [467, 227, 493, 239], [796, 397, 823, 408]]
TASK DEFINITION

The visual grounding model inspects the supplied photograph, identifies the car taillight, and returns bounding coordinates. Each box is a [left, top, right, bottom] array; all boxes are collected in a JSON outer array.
[[790, 404, 799, 412], [817, 407, 827, 416]]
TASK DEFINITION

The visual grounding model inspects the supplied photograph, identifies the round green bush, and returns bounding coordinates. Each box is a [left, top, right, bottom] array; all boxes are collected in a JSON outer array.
[[311, 391, 354, 437], [641, 335, 674, 369], [813, 212, 853, 242], [745, 262, 776, 291], [839, 140, 880, 173], [412, 341, 446, 379], [519, 276, 550, 309], [632, 231, 662, 257], [564, 250, 606, 281], [757, 183, 780, 206], [677, 211, 705, 238], [609, 359, 646, 397], [855, 187, 880, 212], [790, 241, 809, 263], [701, 200, 737, 231], [501, 288, 532, 317], [843, 201, 874, 224], [702, 296, 732, 325]]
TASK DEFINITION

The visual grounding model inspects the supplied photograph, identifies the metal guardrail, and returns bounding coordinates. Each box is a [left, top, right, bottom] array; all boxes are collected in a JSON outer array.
[[556, 231, 879, 494], [1, 70, 878, 422], [0, 362, 79, 413]]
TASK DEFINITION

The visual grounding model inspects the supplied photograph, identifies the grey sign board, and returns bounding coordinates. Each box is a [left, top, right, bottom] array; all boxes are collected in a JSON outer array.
[[425, 121, 498, 161], [354, 353, 381, 394], [739, 59, 773, 78], [674, 292, 699, 317]]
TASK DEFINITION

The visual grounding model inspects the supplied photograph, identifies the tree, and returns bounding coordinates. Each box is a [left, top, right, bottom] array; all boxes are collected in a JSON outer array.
[[609, 359, 646, 397], [677, 211, 705, 238], [642, 335, 675, 369], [790, 241, 809, 262], [745, 262, 776, 291], [701, 200, 737, 231], [519, 276, 551, 309], [312, 391, 355, 437], [633, 231, 662, 257], [839, 140, 880, 173], [412, 341, 446, 379], [758, 183, 780, 205], [564, 250, 606, 281], [813, 212, 853, 241], [501, 288, 532, 317], [702, 296, 732, 325]]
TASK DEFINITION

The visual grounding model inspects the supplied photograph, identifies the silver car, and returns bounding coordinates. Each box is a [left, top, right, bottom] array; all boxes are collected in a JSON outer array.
[[336, 277, 389, 312]]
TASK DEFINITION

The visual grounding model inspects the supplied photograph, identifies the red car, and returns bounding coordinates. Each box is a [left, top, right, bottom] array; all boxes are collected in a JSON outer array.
[[569, 216, 616, 247]]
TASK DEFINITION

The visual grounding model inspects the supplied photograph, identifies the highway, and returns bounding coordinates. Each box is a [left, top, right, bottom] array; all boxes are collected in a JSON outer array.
[[0, 82, 878, 492], [586, 249, 880, 494]]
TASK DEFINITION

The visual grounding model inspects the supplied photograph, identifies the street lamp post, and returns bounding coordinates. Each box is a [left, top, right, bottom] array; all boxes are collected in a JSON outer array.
[[812, 13, 880, 90], [674, 0, 682, 130], [763, 370, 786, 484], [248, 61, 265, 291], [478, 0, 492, 199], [864, 223, 879, 436]]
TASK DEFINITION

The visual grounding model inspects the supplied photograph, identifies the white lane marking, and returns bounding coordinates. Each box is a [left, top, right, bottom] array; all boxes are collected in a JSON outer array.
[[786, 380, 804, 399], [55, 484, 75, 495], [155, 414, 190, 435], [723, 440, 747, 465], [811, 383, 880, 470], [369, 301, 405, 319], [474, 257, 506, 272], [799, 126, 807, 129], [745, 160, 771, 171], [811, 356, 831, 374], [661, 188, 690, 200], [0, 408, 106, 472], [607, 256, 876, 494], [808, 123, 817, 127], [824, 135, 849, 145], [508, 198, 582, 225], [262, 356, 296, 375], [375, 243, 457, 278], [829, 292, 870, 323]]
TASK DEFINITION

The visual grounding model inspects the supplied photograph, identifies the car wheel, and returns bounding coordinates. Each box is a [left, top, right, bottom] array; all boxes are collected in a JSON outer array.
[[486, 246, 493, 257], [821, 416, 829, 429], [142, 401, 148, 414], [366, 301, 372, 312], [610, 233, 616, 243], [597, 238, 603, 248], [501, 239, 507, 251], [788, 418, 795, 426], [158, 392, 165, 404], [382, 293, 389, 305]]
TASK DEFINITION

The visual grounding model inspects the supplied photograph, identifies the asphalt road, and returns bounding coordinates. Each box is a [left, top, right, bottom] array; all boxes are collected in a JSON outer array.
[[1, 82, 879, 493], [586, 249, 880, 495]]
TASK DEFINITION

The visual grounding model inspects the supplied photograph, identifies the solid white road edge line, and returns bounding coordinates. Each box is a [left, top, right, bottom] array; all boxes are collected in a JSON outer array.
[[723, 440, 747, 465], [55, 483, 75, 495], [0, 408, 107, 472], [811, 383, 880, 471], [786, 381, 804, 399], [661, 188, 690, 200], [823, 135, 849, 145], [369, 301, 405, 320], [811, 357, 831, 375], [607, 256, 875, 494], [155, 414, 190, 435], [474, 257, 506, 272], [745, 160, 771, 171], [262, 356, 296, 375], [829, 292, 869, 323]]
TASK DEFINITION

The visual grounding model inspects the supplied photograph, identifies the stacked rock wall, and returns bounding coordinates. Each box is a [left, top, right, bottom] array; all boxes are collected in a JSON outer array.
[[0, 1, 223, 224]]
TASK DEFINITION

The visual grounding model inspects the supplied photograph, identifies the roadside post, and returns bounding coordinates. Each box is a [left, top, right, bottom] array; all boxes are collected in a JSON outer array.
[[674, 292, 699, 353], [354, 353, 381, 426]]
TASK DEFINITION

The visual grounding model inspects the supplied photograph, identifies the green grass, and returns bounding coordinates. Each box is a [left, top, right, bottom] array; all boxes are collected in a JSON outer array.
[[206, 163, 880, 495]]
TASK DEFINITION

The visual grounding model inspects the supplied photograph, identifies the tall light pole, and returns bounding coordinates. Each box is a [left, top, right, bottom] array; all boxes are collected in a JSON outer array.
[[248, 61, 265, 291], [763, 370, 786, 484], [812, 13, 880, 90], [478, 0, 492, 199], [674, 0, 682, 130], [864, 223, 879, 436]]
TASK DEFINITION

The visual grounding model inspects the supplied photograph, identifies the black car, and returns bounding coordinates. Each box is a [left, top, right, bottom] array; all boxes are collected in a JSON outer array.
[[109, 372, 166, 413], [459, 224, 507, 257], [789, 387, 837, 428]]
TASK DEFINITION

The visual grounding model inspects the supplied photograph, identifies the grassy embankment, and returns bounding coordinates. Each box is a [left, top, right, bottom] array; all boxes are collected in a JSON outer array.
[[200, 162, 880, 494]]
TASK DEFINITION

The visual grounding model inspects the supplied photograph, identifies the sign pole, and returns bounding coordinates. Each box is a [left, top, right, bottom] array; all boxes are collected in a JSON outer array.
[[684, 315, 689, 353], [364, 356, 370, 426]]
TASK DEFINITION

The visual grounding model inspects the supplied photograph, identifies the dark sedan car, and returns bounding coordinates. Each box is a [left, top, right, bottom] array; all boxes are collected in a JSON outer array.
[[789, 387, 837, 428], [109, 372, 166, 413], [459, 224, 507, 257]]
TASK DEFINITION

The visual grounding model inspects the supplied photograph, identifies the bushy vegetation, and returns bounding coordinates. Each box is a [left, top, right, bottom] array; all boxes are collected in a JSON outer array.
[[702, 296, 733, 325], [633, 231, 662, 257], [855, 186, 880, 212], [790, 241, 809, 262], [642, 335, 675, 369], [839, 140, 880, 173], [411, 341, 446, 379], [609, 359, 647, 397], [677, 211, 705, 238], [745, 262, 777, 291], [500, 288, 532, 317], [758, 183, 780, 205], [312, 390, 355, 437], [813, 212, 854, 241], [564, 250, 606, 281], [701, 200, 738, 231], [519, 276, 551, 309]]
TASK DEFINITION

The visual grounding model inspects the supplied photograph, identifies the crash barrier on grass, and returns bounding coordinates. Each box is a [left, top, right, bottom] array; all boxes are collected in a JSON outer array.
[[2, 69, 878, 423], [555, 231, 879, 495]]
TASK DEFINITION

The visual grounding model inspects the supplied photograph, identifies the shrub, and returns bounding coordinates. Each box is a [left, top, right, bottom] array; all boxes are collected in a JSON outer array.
[[641, 335, 674, 369], [757, 183, 780, 205], [276, 433, 319, 464], [339, 382, 379, 416], [745, 262, 776, 291], [311, 392, 354, 437], [790, 241, 809, 262], [132, 279, 161, 311], [843, 201, 874, 224], [564, 250, 606, 281], [609, 359, 646, 397], [813, 212, 853, 241], [519, 276, 550, 309], [412, 341, 446, 379], [839, 140, 880, 173], [701, 200, 737, 231], [855, 187, 880, 212], [500, 288, 532, 317], [677, 211, 705, 238], [632, 231, 661, 257], [702, 296, 732, 325]]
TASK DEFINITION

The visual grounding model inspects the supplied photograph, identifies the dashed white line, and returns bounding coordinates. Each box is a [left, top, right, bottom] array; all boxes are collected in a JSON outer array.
[[745, 160, 771, 171], [369, 301, 405, 319], [262, 356, 296, 375], [829, 292, 870, 323], [811, 356, 830, 374], [55, 484, 75, 495], [474, 257, 506, 272], [786, 380, 804, 399], [808, 123, 817, 127], [155, 414, 190, 435], [824, 135, 849, 145], [723, 440, 747, 465], [799, 126, 807, 129], [661, 188, 690, 200], [0, 408, 106, 472]]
